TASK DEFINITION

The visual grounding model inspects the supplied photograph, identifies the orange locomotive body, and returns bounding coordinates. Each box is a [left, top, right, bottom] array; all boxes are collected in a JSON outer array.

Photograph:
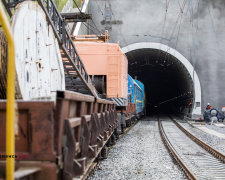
[[75, 41, 137, 132], [75, 42, 128, 105]]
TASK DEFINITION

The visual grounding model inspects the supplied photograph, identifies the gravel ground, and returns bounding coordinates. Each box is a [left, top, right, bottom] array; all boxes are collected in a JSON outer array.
[[178, 121, 225, 154], [161, 118, 225, 180], [205, 123, 225, 135], [88, 117, 187, 180]]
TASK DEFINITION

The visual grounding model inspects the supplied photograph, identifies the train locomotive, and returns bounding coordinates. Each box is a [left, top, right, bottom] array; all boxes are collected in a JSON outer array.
[[128, 75, 145, 118], [75, 41, 145, 132], [135, 79, 145, 115]]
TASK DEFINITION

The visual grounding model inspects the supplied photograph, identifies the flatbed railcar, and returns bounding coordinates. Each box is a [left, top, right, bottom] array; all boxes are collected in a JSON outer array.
[[0, 91, 117, 179]]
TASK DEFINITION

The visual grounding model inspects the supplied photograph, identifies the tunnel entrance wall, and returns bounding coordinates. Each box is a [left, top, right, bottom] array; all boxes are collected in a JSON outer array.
[[122, 42, 201, 115]]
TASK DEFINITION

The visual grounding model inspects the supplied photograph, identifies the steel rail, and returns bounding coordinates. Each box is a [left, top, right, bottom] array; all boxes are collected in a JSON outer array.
[[158, 117, 197, 180], [171, 117, 225, 163]]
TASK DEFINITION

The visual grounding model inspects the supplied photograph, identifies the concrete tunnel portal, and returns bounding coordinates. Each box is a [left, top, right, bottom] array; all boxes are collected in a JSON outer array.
[[122, 43, 201, 116]]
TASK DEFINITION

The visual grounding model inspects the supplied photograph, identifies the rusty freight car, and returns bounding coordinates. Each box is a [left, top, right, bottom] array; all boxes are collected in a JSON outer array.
[[0, 91, 118, 179]]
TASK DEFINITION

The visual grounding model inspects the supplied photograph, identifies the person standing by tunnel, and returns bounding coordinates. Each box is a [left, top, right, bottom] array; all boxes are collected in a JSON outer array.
[[188, 100, 193, 115]]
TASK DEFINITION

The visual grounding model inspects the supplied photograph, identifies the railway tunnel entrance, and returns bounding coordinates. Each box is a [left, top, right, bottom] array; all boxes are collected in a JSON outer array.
[[122, 43, 201, 116]]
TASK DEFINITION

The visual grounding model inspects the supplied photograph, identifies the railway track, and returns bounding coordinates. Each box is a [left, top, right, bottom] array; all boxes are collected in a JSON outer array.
[[88, 117, 187, 180], [158, 115, 225, 180]]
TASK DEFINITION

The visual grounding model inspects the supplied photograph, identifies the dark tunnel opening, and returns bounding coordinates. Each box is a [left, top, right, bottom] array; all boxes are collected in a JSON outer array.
[[126, 49, 194, 116]]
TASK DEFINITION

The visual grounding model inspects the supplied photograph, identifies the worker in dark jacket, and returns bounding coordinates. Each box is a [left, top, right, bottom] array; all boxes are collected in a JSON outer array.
[[217, 110, 224, 122], [203, 110, 211, 123], [204, 107, 224, 123]]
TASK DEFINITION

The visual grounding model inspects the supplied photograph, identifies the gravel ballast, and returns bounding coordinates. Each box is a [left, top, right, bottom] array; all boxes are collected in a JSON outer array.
[[88, 117, 187, 180], [205, 123, 225, 135], [178, 121, 225, 154]]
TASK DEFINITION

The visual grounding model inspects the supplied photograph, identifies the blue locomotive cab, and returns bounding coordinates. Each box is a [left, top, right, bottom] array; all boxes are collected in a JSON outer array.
[[135, 79, 145, 113], [128, 75, 135, 103], [128, 75, 144, 116]]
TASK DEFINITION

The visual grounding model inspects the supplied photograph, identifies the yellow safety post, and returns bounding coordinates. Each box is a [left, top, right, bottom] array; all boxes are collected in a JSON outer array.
[[0, 2, 15, 180]]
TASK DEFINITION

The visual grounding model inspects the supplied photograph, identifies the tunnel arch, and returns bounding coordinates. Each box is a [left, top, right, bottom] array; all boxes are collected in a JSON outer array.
[[122, 42, 201, 115]]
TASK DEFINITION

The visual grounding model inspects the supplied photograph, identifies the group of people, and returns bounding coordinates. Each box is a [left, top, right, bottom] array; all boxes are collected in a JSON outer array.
[[203, 103, 225, 124]]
